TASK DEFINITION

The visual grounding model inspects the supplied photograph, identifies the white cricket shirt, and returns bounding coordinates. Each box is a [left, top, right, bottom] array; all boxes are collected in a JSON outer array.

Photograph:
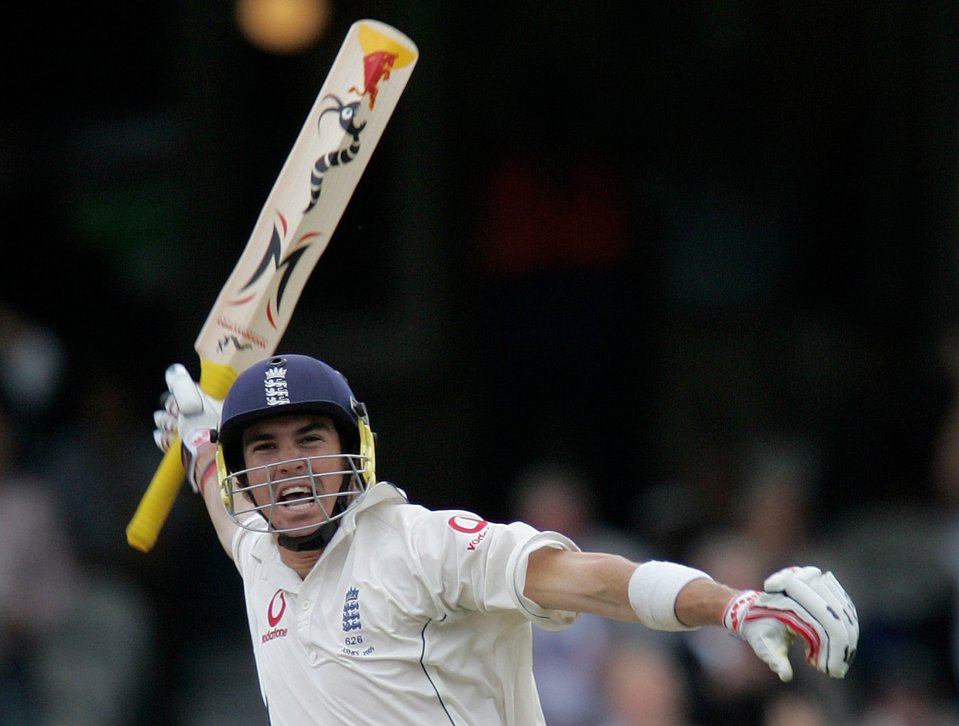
[[232, 482, 579, 725]]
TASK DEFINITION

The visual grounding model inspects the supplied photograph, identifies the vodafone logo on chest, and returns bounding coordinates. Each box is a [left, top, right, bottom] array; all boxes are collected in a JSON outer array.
[[262, 589, 290, 644], [268, 589, 287, 626], [448, 515, 490, 551]]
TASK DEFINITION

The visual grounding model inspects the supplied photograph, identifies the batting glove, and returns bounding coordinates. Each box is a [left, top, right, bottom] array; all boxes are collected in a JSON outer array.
[[152, 363, 222, 494], [723, 566, 859, 682]]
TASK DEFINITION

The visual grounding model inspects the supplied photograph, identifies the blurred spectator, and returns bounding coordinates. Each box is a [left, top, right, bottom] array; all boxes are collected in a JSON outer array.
[[42, 367, 252, 724], [928, 329, 959, 723], [826, 327, 959, 724], [31, 571, 155, 726], [681, 432, 854, 725], [510, 459, 650, 726], [734, 433, 822, 573], [510, 459, 648, 558], [932, 342, 959, 505], [934, 329, 959, 692], [631, 442, 738, 561], [761, 688, 828, 726], [0, 399, 78, 722], [683, 529, 778, 724], [38, 372, 163, 723], [598, 639, 698, 726], [849, 642, 959, 726], [0, 307, 64, 426], [0, 311, 162, 725], [828, 501, 953, 704]]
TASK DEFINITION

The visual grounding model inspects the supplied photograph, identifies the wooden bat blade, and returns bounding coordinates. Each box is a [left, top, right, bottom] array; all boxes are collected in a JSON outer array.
[[126, 19, 418, 552]]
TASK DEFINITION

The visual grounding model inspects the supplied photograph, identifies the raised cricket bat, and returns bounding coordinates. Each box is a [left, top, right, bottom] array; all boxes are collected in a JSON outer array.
[[126, 19, 418, 552]]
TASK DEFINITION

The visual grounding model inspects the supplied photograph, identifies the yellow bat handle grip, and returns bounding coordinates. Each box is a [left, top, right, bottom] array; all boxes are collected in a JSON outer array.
[[126, 360, 238, 553], [125, 441, 185, 552]]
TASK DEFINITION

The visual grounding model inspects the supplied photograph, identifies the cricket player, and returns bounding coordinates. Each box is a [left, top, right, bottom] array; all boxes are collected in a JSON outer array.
[[154, 353, 859, 725]]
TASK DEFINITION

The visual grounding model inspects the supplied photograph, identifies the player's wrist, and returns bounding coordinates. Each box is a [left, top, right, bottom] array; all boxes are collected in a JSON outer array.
[[722, 589, 759, 636], [627, 560, 712, 631], [181, 430, 216, 494], [196, 458, 218, 496]]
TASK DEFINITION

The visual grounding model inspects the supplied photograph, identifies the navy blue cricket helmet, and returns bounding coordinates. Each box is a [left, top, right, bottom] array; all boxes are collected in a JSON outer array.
[[214, 354, 377, 544], [218, 355, 369, 467]]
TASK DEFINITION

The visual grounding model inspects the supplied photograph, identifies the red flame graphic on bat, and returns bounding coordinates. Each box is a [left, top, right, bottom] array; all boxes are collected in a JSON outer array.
[[349, 50, 398, 109]]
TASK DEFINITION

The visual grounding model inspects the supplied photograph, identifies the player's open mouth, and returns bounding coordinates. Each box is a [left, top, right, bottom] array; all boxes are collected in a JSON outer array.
[[277, 485, 315, 509]]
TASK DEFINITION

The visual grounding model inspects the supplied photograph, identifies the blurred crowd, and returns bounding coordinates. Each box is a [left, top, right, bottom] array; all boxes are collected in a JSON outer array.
[[1, 305, 957, 726], [0, 307, 257, 725]]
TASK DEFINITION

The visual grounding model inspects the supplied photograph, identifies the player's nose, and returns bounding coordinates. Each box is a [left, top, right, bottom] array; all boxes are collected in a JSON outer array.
[[271, 448, 309, 475]]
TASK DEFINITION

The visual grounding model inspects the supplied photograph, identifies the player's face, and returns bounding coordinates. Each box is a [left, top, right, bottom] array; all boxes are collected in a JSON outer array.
[[240, 413, 348, 534]]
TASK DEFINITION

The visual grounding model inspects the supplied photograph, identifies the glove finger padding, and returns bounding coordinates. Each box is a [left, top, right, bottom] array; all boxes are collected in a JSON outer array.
[[153, 408, 178, 452], [745, 613, 795, 683], [821, 570, 860, 641], [166, 364, 204, 416], [762, 566, 859, 678], [723, 590, 796, 682], [820, 570, 859, 675]]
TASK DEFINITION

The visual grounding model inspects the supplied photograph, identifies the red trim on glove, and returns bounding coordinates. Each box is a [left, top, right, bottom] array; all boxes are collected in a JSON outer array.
[[745, 606, 822, 664]]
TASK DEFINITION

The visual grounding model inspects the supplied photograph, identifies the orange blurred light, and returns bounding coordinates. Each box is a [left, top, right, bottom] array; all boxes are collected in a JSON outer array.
[[235, 0, 331, 54]]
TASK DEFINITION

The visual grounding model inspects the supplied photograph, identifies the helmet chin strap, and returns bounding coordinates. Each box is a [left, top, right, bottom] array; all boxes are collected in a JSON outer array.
[[277, 520, 339, 551]]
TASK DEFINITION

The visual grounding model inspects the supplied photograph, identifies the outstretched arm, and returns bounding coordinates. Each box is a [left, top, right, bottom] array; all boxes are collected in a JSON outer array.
[[523, 549, 734, 625], [524, 547, 858, 682]]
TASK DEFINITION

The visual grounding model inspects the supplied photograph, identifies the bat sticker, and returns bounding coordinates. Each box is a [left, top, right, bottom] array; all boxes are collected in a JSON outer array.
[[306, 95, 366, 213], [217, 335, 254, 354], [230, 213, 319, 329]]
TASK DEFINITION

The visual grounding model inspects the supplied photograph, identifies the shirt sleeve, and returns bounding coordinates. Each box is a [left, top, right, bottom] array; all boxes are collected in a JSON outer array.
[[406, 509, 581, 631], [505, 530, 580, 631]]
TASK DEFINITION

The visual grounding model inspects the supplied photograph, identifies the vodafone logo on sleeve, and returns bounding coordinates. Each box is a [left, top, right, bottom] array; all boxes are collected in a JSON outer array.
[[448, 515, 490, 551]]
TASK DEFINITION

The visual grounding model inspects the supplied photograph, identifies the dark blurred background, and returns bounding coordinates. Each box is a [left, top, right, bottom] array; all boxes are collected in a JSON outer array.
[[1, 2, 957, 724]]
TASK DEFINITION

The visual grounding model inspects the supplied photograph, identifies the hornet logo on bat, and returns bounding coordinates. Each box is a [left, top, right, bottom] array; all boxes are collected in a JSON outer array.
[[305, 35, 402, 212]]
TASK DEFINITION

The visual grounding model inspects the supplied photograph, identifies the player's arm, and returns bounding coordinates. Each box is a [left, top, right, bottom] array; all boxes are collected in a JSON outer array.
[[153, 364, 238, 559], [524, 547, 859, 682], [523, 549, 732, 624], [190, 443, 239, 558]]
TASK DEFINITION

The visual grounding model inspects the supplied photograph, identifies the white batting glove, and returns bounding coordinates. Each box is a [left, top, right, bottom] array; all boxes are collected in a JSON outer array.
[[723, 566, 859, 682], [152, 363, 222, 493]]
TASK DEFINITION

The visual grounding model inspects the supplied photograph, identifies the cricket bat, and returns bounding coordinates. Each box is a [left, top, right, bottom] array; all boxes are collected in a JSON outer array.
[[126, 19, 418, 552]]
